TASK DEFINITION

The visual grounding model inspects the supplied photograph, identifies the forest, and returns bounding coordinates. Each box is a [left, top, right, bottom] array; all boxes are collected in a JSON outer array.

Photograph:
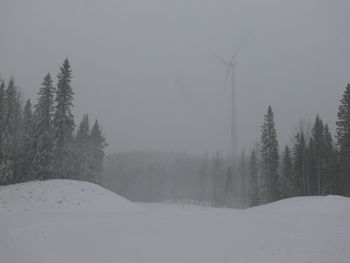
[[104, 84, 350, 207], [1, 60, 349, 208], [0, 59, 106, 186]]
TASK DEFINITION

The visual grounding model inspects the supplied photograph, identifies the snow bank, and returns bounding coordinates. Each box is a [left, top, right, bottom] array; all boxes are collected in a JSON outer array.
[[250, 195, 350, 215], [0, 179, 142, 213], [0, 180, 349, 263]]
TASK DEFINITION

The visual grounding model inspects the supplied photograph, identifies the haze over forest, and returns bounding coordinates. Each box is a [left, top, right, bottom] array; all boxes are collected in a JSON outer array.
[[1, 0, 349, 155], [1, 2, 350, 262]]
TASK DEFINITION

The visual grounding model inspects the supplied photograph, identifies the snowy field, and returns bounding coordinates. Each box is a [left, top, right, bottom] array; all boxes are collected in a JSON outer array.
[[0, 180, 349, 263]]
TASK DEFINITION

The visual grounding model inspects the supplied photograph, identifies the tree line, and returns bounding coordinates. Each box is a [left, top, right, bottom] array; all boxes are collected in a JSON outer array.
[[0, 59, 106, 185], [104, 83, 350, 207], [252, 84, 350, 205]]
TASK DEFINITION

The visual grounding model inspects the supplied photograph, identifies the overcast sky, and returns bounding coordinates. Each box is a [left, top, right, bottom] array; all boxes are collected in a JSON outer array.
[[0, 0, 349, 155]]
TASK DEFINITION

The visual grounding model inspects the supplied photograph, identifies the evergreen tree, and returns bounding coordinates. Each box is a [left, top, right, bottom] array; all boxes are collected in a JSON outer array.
[[224, 166, 233, 207], [248, 149, 258, 206], [0, 68, 106, 186], [21, 99, 33, 181], [0, 80, 5, 165], [260, 106, 280, 202], [1, 78, 17, 184], [292, 130, 308, 196], [32, 73, 55, 179], [238, 151, 248, 208], [323, 124, 336, 194], [34, 73, 55, 132], [89, 120, 106, 184], [1, 78, 23, 184], [281, 145, 293, 198], [309, 115, 325, 195], [336, 83, 350, 196], [75, 114, 92, 181], [53, 59, 75, 179]]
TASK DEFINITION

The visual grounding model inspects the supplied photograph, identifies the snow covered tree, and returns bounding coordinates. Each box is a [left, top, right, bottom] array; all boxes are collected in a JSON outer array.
[[32, 73, 56, 179], [336, 83, 350, 196], [53, 59, 75, 179], [260, 106, 280, 202]]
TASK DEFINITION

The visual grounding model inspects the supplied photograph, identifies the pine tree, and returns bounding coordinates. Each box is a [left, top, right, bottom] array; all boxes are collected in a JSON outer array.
[[21, 99, 33, 181], [309, 115, 325, 195], [248, 149, 258, 206], [238, 151, 248, 208], [32, 73, 56, 180], [53, 59, 75, 179], [323, 124, 336, 195], [75, 114, 92, 181], [0, 80, 5, 165], [1, 78, 22, 185], [260, 106, 280, 202], [292, 130, 308, 196], [224, 166, 233, 207], [90, 120, 106, 184], [336, 83, 350, 196], [34, 73, 55, 132], [281, 145, 293, 198]]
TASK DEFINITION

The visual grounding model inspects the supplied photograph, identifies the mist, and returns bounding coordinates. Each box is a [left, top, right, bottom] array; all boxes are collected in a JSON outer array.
[[1, 0, 349, 156], [1, 1, 350, 262]]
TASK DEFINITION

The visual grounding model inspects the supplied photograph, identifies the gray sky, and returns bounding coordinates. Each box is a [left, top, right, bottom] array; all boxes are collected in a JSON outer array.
[[1, 0, 349, 155]]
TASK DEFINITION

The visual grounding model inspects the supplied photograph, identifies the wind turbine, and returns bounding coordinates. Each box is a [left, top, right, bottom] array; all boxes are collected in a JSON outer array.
[[213, 38, 246, 160]]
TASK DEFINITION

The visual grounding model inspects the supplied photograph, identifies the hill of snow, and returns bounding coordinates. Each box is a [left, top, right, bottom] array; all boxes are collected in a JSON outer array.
[[250, 195, 350, 215], [0, 180, 349, 263], [0, 179, 141, 213]]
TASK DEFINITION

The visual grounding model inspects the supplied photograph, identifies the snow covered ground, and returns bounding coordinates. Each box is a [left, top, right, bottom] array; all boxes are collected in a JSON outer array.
[[0, 180, 349, 263]]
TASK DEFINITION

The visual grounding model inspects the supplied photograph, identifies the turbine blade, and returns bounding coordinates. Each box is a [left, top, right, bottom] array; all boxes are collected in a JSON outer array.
[[211, 52, 229, 65], [229, 34, 249, 64]]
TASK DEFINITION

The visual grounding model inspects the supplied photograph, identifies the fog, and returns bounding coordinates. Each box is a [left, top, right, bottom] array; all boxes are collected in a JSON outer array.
[[1, 0, 349, 155]]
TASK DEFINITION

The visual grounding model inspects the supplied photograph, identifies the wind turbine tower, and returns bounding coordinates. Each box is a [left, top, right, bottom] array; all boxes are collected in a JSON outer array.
[[214, 39, 246, 160]]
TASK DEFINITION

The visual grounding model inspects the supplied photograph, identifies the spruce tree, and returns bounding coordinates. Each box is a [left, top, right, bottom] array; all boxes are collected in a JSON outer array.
[[21, 99, 33, 181], [309, 115, 325, 195], [32, 73, 55, 179], [238, 152, 248, 208], [53, 59, 75, 179], [336, 83, 350, 196], [323, 124, 336, 194], [75, 114, 92, 181], [292, 130, 308, 196], [90, 120, 106, 184], [248, 149, 258, 206], [281, 145, 293, 198], [224, 166, 233, 207], [0, 78, 24, 184], [1, 78, 17, 184], [260, 106, 280, 202], [0, 80, 5, 165]]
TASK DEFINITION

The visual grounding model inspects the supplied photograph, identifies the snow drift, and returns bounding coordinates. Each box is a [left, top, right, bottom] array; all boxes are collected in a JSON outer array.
[[0, 179, 141, 213], [0, 180, 349, 263], [250, 195, 350, 215]]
